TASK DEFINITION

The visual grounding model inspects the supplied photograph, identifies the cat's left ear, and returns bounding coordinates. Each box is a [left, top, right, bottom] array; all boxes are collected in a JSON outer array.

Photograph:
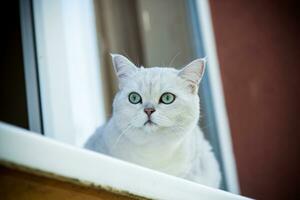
[[111, 54, 138, 88], [178, 58, 206, 93]]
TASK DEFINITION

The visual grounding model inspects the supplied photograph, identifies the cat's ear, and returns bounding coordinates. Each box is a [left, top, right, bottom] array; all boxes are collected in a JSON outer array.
[[178, 58, 206, 93], [111, 54, 138, 88]]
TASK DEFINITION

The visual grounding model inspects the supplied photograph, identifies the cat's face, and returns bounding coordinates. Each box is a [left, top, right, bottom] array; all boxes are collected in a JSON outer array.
[[111, 54, 205, 144]]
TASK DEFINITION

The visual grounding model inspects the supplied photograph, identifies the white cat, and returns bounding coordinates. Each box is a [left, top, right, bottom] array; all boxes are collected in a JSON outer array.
[[85, 54, 221, 188]]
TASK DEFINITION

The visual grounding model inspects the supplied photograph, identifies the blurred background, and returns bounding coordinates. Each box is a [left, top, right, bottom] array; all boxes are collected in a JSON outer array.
[[0, 0, 299, 199]]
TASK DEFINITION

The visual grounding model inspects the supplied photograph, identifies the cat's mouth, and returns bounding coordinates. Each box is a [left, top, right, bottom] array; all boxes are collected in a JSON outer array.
[[144, 119, 157, 126]]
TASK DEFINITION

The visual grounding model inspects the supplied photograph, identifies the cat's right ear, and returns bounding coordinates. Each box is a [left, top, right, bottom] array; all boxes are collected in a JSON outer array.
[[111, 54, 138, 88], [178, 58, 206, 94]]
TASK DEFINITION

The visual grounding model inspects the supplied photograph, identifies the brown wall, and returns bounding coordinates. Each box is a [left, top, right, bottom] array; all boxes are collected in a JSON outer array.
[[209, 0, 300, 199]]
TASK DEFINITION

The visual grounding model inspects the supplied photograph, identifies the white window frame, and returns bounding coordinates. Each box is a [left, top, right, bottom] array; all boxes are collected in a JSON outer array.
[[195, 0, 240, 194], [32, 0, 106, 146]]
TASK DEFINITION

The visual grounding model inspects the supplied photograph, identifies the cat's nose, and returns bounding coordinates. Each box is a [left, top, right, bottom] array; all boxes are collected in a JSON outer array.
[[144, 108, 156, 117]]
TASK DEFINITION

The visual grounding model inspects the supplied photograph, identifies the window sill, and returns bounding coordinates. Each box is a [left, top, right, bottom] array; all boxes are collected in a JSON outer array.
[[0, 122, 251, 200]]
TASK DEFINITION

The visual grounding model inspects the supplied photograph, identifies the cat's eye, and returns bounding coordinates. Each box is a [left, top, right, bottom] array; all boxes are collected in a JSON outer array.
[[128, 92, 142, 104], [160, 92, 176, 104]]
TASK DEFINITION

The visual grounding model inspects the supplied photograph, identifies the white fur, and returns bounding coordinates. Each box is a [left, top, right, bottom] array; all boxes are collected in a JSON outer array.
[[85, 54, 221, 188]]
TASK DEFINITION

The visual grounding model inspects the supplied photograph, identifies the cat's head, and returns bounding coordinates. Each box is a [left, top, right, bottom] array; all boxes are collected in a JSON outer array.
[[111, 54, 205, 144]]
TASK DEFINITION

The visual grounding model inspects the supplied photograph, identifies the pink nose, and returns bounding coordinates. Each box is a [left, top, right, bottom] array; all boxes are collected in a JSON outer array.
[[144, 108, 156, 117]]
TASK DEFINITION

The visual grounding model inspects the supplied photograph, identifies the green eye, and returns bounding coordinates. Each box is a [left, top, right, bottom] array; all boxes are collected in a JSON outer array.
[[128, 92, 142, 104], [160, 92, 176, 104]]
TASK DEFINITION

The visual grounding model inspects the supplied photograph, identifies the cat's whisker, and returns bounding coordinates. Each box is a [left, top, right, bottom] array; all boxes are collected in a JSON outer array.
[[111, 116, 140, 149], [170, 126, 185, 136], [154, 113, 173, 127], [167, 51, 181, 68], [111, 124, 133, 150]]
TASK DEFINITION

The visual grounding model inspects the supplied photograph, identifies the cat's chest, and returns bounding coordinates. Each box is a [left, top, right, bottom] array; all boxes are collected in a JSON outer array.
[[109, 136, 196, 177]]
